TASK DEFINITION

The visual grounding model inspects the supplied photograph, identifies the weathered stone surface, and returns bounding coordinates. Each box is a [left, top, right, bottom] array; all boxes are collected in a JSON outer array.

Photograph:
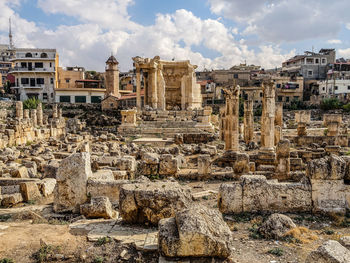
[[54, 152, 91, 213], [119, 181, 192, 225], [305, 240, 350, 263], [259, 213, 296, 239], [87, 179, 128, 203], [158, 205, 234, 259], [142, 152, 159, 165], [11, 166, 29, 178], [218, 183, 243, 214], [43, 160, 60, 178], [80, 196, 117, 219], [159, 154, 179, 176], [1, 193, 23, 207], [339, 236, 350, 249], [198, 154, 211, 177], [90, 169, 114, 180], [115, 156, 136, 172], [307, 155, 346, 180], [20, 182, 42, 202]]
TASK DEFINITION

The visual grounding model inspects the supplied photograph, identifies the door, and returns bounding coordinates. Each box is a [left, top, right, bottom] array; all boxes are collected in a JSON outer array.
[[28, 62, 32, 71], [30, 78, 35, 87]]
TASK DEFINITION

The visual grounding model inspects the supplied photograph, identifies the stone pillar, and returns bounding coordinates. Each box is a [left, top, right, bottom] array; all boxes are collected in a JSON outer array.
[[275, 102, 283, 127], [136, 68, 141, 110], [323, 114, 342, 137], [24, 109, 30, 119], [52, 104, 58, 119], [274, 125, 282, 145], [121, 109, 137, 127], [37, 103, 43, 126], [261, 81, 275, 151], [31, 109, 37, 126], [58, 108, 63, 119], [295, 111, 311, 136], [223, 85, 240, 151], [150, 68, 158, 109], [198, 155, 211, 178], [276, 139, 290, 179], [243, 93, 254, 144], [157, 66, 166, 111], [15, 101, 23, 120]]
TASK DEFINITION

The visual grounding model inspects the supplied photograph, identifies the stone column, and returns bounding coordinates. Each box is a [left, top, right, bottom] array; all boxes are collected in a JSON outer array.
[[275, 102, 283, 127], [276, 139, 290, 179], [261, 81, 275, 151], [223, 85, 240, 152], [243, 92, 254, 144], [323, 114, 342, 137], [295, 111, 311, 136], [24, 109, 30, 119], [58, 108, 63, 119], [136, 68, 141, 110], [157, 66, 166, 111], [15, 101, 23, 120], [198, 154, 211, 178], [52, 104, 58, 118], [150, 68, 158, 109], [31, 109, 37, 126], [37, 103, 43, 126]]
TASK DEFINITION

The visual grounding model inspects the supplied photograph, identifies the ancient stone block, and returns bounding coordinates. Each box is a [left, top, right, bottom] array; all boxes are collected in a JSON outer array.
[[54, 152, 91, 213], [159, 154, 179, 176], [20, 182, 41, 202], [218, 182, 243, 214], [80, 196, 117, 219], [10, 166, 29, 178], [119, 181, 192, 225], [259, 213, 296, 240], [158, 205, 234, 259], [305, 240, 350, 263], [87, 179, 128, 203]]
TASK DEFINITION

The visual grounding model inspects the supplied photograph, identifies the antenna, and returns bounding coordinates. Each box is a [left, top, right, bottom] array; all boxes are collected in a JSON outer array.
[[9, 17, 14, 49]]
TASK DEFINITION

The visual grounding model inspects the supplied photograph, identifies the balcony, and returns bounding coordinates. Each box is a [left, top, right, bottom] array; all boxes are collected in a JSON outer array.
[[12, 84, 45, 89], [10, 67, 55, 73]]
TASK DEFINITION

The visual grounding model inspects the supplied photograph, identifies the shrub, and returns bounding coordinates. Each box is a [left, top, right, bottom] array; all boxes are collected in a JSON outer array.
[[343, 103, 350, 112], [95, 237, 111, 246], [0, 259, 14, 263], [320, 98, 341, 111], [23, 97, 41, 110], [268, 247, 284, 257]]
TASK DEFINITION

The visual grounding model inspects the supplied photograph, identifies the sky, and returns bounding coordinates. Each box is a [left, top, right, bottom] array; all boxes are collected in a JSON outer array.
[[1, 0, 350, 72]]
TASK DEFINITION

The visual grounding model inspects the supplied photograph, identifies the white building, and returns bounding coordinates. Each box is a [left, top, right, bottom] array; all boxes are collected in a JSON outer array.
[[10, 48, 58, 102], [318, 79, 350, 101]]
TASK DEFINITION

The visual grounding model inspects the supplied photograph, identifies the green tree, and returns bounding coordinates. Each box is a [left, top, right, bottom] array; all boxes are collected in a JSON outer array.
[[320, 98, 341, 111], [23, 97, 41, 110]]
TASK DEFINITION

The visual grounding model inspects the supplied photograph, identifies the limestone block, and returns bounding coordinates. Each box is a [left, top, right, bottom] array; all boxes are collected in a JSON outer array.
[[20, 182, 42, 202], [339, 236, 350, 249], [80, 196, 117, 219], [38, 178, 56, 197], [90, 169, 114, 181], [233, 153, 250, 174], [87, 179, 128, 203], [10, 166, 29, 178], [307, 155, 345, 180], [218, 182, 243, 214], [305, 240, 350, 263], [198, 155, 211, 176], [311, 179, 347, 214], [54, 152, 91, 213], [112, 170, 128, 180], [119, 181, 192, 225], [159, 154, 179, 176], [1, 193, 23, 207], [158, 205, 234, 259], [142, 152, 159, 165], [259, 213, 296, 239], [115, 156, 136, 172], [96, 156, 118, 167], [43, 160, 60, 178]]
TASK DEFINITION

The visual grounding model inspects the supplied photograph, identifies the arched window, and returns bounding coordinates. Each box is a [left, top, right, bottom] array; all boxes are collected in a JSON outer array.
[[25, 53, 32, 57], [41, 53, 48, 58]]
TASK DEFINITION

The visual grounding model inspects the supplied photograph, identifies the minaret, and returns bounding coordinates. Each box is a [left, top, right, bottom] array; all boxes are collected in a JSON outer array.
[[105, 54, 120, 97], [9, 17, 14, 50]]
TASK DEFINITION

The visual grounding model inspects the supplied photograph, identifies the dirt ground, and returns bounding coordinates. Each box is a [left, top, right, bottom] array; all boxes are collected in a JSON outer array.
[[0, 181, 349, 263]]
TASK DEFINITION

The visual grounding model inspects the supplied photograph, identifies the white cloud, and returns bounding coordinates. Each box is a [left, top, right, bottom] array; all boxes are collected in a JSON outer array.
[[338, 48, 350, 58], [328, 39, 342, 44], [0, 1, 294, 72], [208, 0, 350, 43]]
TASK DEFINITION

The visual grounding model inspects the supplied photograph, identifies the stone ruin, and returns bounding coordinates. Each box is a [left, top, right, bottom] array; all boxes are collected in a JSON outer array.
[[1, 77, 350, 262]]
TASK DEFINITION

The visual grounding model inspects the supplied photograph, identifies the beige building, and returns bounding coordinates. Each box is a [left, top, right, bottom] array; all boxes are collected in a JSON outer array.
[[273, 76, 304, 103], [133, 56, 202, 110], [55, 66, 105, 103]]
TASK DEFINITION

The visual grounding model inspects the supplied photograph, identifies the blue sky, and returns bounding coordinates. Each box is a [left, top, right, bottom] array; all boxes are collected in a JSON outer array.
[[1, 0, 350, 71]]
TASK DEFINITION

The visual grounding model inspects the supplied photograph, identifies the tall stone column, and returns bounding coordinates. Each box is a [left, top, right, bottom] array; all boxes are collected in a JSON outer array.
[[150, 68, 158, 109], [223, 85, 240, 152], [58, 108, 63, 119], [136, 68, 141, 110], [24, 109, 30, 119], [261, 81, 275, 151], [244, 92, 254, 144], [52, 104, 58, 119], [37, 103, 43, 126], [157, 66, 166, 111], [31, 109, 37, 126], [295, 111, 311, 136], [15, 101, 23, 120], [276, 139, 290, 180]]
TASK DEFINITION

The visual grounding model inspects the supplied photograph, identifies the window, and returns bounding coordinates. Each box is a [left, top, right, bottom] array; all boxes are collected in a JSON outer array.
[[21, 62, 27, 68], [308, 70, 313, 77], [276, 84, 281, 88], [51, 78, 54, 84], [65, 79, 70, 83], [286, 96, 290, 102], [335, 86, 338, 90], [50, 62, 52, 67], [21, 78, 29, 85], [260, 92, 263, 97], [348, 86, 350, 90], [278, 96, 282, 102], [35, 62, 43, 68], [323, 87, 325, 91], [233, 74, 238, 79], [315, 58, 319, 64], [322, 58, 326, 64], [306, 58, 314, 64], [42, 93, 48, 100], [91, 96, 102, 103], [36, 78, 44, 85], [75, 96, 86, 103], [294, 96, 299, 100], [40, 53, 48, 58], [25, 53, 32, 58], [60, 96, 71, 103]]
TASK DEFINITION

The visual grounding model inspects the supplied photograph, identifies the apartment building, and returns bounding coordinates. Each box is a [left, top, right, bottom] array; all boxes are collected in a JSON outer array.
[[273, 76, 304, 103], [55, 66, 105, 103], [10, 48, 58, 102], [0, 44, 14, 85]]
